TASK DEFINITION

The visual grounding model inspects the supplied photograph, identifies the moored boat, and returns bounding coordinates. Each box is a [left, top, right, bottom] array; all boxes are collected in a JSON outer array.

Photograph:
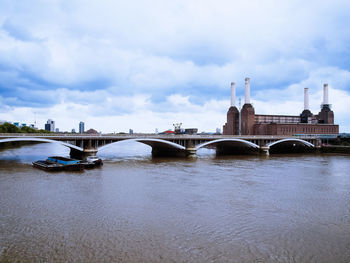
[[33, 156, 84, 171], [80, 156, 103, 169], [33, 160, 65, 171], [86, 156, 103, 166]]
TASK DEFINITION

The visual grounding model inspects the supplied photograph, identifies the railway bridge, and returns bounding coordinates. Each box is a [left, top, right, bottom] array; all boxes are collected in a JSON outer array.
[[0, 134, 321, 159]]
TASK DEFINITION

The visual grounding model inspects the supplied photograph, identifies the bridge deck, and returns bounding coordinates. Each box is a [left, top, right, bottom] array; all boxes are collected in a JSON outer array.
[[0, 133, 319, 140], [0, 133, 321, 158]]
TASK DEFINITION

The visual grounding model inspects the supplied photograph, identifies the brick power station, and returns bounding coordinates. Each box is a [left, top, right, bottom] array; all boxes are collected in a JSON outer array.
[[223, 78, 339, 136]]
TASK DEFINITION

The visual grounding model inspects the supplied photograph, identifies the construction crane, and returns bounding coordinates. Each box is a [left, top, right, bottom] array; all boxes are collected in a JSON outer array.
[[173, 123, 183, 134]]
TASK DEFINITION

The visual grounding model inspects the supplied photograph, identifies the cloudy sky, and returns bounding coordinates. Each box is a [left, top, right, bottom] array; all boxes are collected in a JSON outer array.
[[0, 0, 349, 133]]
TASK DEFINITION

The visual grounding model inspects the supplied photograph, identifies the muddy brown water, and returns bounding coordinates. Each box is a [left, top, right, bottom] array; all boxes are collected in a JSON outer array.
[[0, 142, 349, 262]]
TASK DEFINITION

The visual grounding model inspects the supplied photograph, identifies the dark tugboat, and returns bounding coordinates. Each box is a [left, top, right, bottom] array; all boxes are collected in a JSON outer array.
[[33, 156, 84, 171], [80, 156, 103, 169]]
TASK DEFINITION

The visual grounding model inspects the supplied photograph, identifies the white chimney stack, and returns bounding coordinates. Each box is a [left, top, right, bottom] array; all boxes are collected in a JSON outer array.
[[230, 82, 236, 107], [323, 83, 329, 105], [304, 87, 309, 110], [244, 77, 250, 104]]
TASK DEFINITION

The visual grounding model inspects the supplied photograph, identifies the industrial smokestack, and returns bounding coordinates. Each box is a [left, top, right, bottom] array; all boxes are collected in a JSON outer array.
[[304, 87, 309, 110], [230, 82, 236, 107], [244, 77, 250, 104], [323, 83, 329, 105]]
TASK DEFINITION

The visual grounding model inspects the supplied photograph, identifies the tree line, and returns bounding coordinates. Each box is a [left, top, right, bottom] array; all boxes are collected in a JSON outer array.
[[0, 122, 51, 133]]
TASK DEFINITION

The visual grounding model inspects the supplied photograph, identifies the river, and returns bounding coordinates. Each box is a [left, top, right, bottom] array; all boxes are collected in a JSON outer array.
[[0, 142, 349, 262]]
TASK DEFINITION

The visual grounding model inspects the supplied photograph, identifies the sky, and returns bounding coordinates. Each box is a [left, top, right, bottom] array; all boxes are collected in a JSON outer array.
[[0, 0, 349, 133]]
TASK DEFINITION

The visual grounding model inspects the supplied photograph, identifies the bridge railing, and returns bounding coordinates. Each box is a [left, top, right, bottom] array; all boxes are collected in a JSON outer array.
[[0, 133, 321, 140]]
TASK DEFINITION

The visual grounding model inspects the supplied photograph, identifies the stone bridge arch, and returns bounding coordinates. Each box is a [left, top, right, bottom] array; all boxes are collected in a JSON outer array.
[[98, 138, 186, 157], [0, 137, 84, 151], [265, 138, 315, 154], [266, 138, 314, 148], [196, 138, 260, 155]]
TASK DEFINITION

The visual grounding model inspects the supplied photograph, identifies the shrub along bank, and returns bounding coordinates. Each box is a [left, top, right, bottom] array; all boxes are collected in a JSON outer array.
[[0, 122, 50, 133]]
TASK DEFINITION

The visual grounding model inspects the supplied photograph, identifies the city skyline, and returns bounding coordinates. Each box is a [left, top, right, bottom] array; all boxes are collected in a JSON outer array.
[[0, 0, 350, 132]]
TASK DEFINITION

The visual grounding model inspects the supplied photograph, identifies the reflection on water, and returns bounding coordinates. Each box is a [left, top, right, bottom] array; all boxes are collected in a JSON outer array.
[[0, 142, 350, 262]]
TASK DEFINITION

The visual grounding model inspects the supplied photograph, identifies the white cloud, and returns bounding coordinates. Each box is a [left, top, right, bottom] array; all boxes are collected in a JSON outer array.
[[1, 82, 349, 133], [0, 0, 350, 132], [1, 0, 349, 87]]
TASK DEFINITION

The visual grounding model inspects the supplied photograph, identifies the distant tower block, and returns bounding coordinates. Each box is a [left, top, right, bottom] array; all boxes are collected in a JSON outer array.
[[244, 77, 250, 104], [230, 82, 236, 107], [79, 121, 85, 134], [323, 84, 329, 105]]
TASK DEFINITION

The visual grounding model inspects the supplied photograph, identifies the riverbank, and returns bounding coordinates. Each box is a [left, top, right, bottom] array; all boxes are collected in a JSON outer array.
[[321, 145, 350, 154]]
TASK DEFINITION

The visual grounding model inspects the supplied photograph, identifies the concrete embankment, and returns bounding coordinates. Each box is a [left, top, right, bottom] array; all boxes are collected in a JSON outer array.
[[321, 145, 350, 154]]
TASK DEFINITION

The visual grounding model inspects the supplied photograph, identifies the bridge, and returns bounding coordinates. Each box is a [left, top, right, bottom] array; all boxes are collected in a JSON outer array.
[[0, 134, 321, 159]]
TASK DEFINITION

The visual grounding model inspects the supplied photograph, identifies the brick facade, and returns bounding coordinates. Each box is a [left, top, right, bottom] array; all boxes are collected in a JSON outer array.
[[223, 106, 239, 135], [253, 123, 339, 135], [223, 103, 338, 135], [240, 104, 255, 135]]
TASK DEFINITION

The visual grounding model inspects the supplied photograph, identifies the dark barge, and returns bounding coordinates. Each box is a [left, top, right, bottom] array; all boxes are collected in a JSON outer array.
[[33, 156, 84, 171]]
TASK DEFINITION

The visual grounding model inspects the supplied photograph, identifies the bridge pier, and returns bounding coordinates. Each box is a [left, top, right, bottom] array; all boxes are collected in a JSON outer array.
[[260, 146, 270, 156], [185, 147, 197, 157], [70, 148, 98, 160], [185, 140, 197, 157]]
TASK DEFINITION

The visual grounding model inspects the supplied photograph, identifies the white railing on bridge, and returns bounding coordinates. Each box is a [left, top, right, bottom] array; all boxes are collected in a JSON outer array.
[[0, 133, 322, 140]]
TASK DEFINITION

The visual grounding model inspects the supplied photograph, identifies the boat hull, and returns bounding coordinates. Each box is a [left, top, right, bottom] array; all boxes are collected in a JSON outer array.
[[33, 160, 84, 172]]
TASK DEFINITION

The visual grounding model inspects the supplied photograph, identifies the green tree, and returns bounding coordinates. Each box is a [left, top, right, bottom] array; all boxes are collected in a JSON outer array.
[[0, 122, 52, 133], [0, 123, 21, 133], [20, 126, 36, 133]]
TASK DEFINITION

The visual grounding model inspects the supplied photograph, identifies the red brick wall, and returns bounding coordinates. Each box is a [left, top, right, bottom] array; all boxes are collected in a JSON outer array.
[[317, 108, 334, 124], [241, 104, 255, 135], [223, 106, 239, 135], [253, 123, 339, 135]]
